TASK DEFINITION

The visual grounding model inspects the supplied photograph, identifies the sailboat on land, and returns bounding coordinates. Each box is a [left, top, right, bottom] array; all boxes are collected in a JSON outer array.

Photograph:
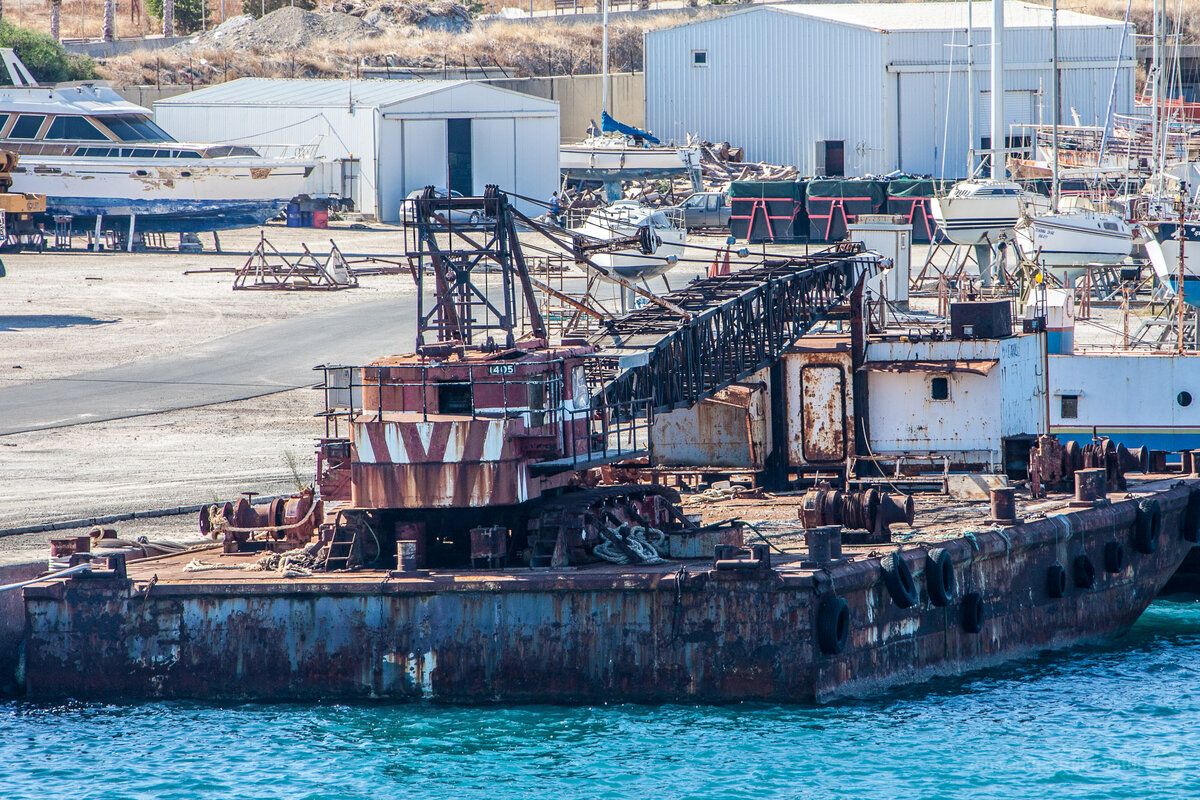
[[930, 1, 1030, 246], [1013, 0, 1133, 276]]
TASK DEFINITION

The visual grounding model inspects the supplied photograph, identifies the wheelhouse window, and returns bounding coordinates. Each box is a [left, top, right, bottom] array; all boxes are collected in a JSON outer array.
[[9, 114, 45, 139], [45, 115, 109, 141], [100, 114, 173, 142]]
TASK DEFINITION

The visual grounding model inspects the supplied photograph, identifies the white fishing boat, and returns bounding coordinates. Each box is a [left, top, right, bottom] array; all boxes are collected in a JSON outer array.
[[576, 199, 686, 281], [0, 49, 314, 233]]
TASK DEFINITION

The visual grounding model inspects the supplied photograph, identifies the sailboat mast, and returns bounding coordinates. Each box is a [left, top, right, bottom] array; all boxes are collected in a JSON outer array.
[[990, 0, 1005, 180], [1151, 0, 1162, 192], [967, 0, 975, 177], [1051, 0, 1060, 212], [601, 0, 610, 115]]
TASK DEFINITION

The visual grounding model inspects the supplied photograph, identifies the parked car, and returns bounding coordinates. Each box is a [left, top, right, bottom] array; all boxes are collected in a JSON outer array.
[[673, 191, 731, 231], [403, 188, 485, 225]]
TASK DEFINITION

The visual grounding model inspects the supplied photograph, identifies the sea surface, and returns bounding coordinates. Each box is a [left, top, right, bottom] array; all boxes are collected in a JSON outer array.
[[3, 598, 1200, 800]]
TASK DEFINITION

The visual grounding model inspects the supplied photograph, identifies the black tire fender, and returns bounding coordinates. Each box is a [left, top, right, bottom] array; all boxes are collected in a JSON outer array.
[[1104, 541, 1125, 573], [1183, 489, 1200, 544], [881, 552, 919, 609], [1047, 563, 1067, 598], [925, 547, 956, 606], [1134, 499, 1161, 554], [1073, 554, 1096, 589], [962, 592, 985, 634], [817, 594, 850, 655]]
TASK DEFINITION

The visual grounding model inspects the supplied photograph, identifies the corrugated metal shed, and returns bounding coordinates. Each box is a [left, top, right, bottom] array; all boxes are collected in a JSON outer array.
[[154, 79, 559, 221], [645, 1, 1135, 178]]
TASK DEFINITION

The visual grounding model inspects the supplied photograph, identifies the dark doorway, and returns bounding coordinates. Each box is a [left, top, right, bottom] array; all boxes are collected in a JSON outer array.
[[819, 140, 845, 177], [447, 118, 473, 196]]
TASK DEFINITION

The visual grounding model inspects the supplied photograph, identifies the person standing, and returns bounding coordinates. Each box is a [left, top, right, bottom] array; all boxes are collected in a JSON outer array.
[[549, 191, 563, 226]]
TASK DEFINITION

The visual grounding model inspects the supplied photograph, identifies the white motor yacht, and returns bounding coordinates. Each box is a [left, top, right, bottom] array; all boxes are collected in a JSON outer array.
[[0, 49, 314, 233], [575, 199, 686, 281]]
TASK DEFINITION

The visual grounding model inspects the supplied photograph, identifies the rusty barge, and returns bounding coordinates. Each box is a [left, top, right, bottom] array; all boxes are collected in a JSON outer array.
[[15, 188, 1200, 703]]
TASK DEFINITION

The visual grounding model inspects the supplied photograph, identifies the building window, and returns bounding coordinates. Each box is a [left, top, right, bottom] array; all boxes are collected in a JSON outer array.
[[1061, 394, 1079, 419], [930, 376, 950, 401], [692, 50, 708, 67]]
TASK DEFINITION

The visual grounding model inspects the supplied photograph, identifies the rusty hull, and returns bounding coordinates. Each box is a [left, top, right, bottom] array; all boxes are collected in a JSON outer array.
[[21, 483, 1197, 704]]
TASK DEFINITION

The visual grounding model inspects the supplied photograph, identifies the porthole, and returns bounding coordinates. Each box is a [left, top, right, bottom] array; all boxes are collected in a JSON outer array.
[[1180, 391, 1193, 408]]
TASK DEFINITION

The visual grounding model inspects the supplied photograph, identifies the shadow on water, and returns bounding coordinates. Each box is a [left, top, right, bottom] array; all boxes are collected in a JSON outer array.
[[0, 314, 117, 332]]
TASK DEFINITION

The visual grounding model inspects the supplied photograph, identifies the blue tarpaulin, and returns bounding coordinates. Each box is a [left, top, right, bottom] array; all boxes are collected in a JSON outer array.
[[601, 111, 660, 145]]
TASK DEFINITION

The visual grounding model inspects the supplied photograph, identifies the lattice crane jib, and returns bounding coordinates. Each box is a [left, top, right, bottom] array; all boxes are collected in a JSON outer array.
[[586, 243, 882, 413], [408, 185, 545, 354]]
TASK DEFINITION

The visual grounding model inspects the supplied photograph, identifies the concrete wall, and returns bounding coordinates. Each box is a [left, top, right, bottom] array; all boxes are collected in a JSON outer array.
[[113, 85, 198, 108], [485, 72, 644, 142]]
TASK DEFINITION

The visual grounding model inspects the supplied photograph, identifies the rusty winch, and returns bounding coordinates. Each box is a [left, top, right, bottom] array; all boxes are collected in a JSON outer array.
[[799, 483, 915, 543], [1028, 435, 1148, 497], [199, 487, 324, 553]]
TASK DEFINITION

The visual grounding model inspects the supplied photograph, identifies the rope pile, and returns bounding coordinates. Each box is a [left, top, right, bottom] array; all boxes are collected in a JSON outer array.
[[183, 541, 328, 579], [594, 525, 668, 565]]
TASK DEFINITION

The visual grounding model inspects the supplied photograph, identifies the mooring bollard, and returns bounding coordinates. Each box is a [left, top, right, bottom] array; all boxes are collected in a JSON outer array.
[[987, 487, 1020, 525], [802, 525, 843, 567], [1071, 468, 1108, 507]]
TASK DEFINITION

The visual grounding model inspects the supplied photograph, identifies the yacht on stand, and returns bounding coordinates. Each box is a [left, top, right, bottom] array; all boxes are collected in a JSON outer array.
[[1011, 0, 1134, 282], [1014, 200, 1134, 278], [0, 49, 314, 236], [560, 112, 701, 184], [574, 198, 686, 282]]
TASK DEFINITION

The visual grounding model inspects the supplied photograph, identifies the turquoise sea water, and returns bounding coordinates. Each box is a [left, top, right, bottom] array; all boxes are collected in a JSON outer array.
[[3, 598, 1200, 800]]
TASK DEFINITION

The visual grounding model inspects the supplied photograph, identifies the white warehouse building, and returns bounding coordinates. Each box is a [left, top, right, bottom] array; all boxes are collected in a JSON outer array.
[[645, 1, 1135, 178], [154, 78, 560, 221]]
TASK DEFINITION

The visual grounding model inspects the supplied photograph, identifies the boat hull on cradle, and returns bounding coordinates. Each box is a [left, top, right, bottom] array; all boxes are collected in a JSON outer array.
[[12, 157, 310, 232], [930, 194, 1023, 246], [1016, 211, 1133, 272], [560, 144, 699, 181]]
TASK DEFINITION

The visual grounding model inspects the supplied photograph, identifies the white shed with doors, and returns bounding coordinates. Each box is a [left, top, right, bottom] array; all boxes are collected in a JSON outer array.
[[153, 78, 559, 221], [645, 2, 1134, 178]]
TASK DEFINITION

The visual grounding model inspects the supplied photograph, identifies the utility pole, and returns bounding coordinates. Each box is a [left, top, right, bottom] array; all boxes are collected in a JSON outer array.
[[103, 0, 116, 42], [50, 0, 62, 41]]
